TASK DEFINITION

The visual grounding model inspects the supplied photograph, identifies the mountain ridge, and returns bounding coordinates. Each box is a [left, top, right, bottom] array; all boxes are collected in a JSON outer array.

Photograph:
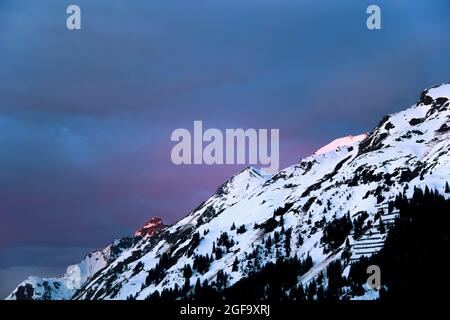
[[6, 83, 450, 300]]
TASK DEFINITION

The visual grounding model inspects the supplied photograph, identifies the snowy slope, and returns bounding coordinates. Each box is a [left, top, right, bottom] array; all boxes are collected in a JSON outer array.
[[7, 83, 450, 300], [314, 134, 368, 156], [6, 237, 138, 300]]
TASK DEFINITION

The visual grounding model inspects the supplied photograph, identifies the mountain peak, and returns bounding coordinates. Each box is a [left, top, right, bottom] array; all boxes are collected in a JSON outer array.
[[214, 166, 272, 201], [419, 83, 450, 103], [221, 166, 271, 188], [314, 133, 368, 156], [428, 83, 450, 99], [245, 166, 272, 179], [134, 217, 165, 237]]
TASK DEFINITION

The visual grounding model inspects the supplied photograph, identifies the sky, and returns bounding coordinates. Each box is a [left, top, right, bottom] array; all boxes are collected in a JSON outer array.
[[0, 0, 449, 298]]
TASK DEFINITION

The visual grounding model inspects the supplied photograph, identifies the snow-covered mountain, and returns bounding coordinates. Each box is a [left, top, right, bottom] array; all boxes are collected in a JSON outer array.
[[6, 83, 450, 300], [314, 133, 368, 156], [6, 237, 138, 300]]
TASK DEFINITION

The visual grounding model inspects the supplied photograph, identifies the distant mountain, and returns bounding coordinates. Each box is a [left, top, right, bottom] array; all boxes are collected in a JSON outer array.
[[7, 83, 450, 300], [6, 237, 138, 300]]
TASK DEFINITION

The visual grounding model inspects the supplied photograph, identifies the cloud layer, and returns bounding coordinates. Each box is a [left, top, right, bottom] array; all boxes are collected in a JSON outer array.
[[0, 0, 449, 296]]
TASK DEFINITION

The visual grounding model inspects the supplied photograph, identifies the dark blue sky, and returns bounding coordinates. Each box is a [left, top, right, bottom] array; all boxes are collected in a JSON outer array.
[[0, 0, 449, 297]]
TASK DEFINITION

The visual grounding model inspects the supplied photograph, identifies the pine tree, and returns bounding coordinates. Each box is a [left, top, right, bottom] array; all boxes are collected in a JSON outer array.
[[317, 271, 324, 285], [231, 222, 236, 230], [232, 258, 239, 272], [189, 232, 201, 255], [193, 254, 211, 274], [377, 193, 384, 204], [307, 279, 317, 300], [215, 247, 223, 260], [284, 228, 292, 257], [297, 233, 304, 246], [342, 237, 352, 262], [183, 277, 190, 294], [274, 231, 280, 243], [326, 260, 343, 299], [446, 182, 450, 193], [296, 285, 305, 301], [266, 235, 272, 249], [388, 201, 395, 213], [379, 217, 385, 234], [183, 264, 193, 279], [194, 278, 201, 298], [216, 270, 228, 291], [317, 285, 325, 300], [236, 224, 247, 234]]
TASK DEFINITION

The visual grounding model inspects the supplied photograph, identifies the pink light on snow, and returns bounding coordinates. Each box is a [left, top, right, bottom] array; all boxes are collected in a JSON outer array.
[[134, 217, 165, 237], [314, 133, 368, 156]]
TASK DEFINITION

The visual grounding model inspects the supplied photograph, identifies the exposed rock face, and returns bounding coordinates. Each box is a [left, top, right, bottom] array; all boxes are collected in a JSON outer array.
[[134, 217, 165, 238]]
